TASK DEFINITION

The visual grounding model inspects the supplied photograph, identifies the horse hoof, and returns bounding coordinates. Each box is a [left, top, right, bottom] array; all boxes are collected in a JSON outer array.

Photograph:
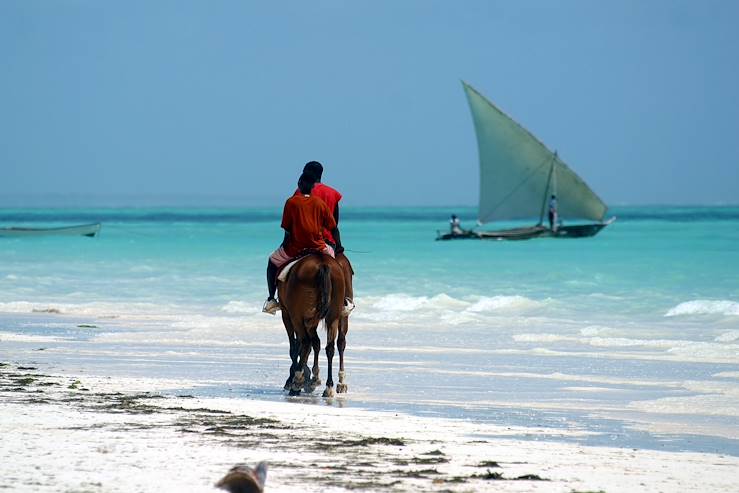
[[311, 377, 322, 386], [289, 389, 301, 397], [322, 387, 335, 398], [304, 382, 316, 393], [336, 383, 348, 393], [291, 371, 304, 391]]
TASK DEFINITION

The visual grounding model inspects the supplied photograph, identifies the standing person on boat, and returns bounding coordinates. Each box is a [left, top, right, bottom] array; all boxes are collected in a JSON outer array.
[[449, 214, 464, 235], [548, 195, 558, 231], [263, 171, 337, 315], [297, 161, 344, 254]]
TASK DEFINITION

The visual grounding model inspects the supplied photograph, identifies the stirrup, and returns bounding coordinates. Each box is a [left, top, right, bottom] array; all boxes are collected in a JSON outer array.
[[342, 298, 355, 317]]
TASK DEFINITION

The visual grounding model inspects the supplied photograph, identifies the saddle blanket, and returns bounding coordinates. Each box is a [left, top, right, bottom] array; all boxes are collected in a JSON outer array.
[[277, 257, 303, 283]]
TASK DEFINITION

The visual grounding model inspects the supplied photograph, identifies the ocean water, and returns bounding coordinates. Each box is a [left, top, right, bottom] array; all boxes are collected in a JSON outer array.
[[1, 206, 738, 454]]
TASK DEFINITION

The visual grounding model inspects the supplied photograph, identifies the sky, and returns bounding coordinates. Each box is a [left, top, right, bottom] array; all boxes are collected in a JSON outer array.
[[1, 0, 738, 207]]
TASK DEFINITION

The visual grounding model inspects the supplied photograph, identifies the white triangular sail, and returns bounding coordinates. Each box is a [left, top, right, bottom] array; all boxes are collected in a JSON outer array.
[[462, 82, 607, 224]]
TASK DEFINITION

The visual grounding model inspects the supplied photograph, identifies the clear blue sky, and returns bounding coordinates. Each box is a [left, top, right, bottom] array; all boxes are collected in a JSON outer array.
[[2, 1, 738, 207]]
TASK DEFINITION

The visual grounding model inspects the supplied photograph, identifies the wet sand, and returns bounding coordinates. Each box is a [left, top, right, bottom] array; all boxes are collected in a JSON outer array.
[[2, 361, 738, 492]]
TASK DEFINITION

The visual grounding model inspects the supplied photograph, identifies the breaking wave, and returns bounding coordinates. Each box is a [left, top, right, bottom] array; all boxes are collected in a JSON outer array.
[[0, 301, 173, 317], [665, 300, 739, 317], [353, 293, 543, 327]]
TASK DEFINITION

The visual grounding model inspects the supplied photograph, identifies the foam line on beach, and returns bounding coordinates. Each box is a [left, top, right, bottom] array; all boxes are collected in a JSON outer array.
[[513, 332, 739, 361], [0, 331, 68, 343]]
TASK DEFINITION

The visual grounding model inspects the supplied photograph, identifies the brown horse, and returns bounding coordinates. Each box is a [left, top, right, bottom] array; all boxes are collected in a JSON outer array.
[[278, 253, 345, 397]]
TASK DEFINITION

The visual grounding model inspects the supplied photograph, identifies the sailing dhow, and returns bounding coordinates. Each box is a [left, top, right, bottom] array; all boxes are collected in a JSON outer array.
[[438, 82, 614, 241]]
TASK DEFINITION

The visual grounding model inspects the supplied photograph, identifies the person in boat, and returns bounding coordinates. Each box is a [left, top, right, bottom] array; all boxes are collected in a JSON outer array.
[[263, 171, 337, 315], [296, 161, 344, 254], [449, 214, 465, 235], [548, 194, 558, 231]]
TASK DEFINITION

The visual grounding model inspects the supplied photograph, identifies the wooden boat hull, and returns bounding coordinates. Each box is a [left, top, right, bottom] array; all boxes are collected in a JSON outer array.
[[437, 220, 613, 241], [550, 223, 608, 238], [436, 230, 482, 241], [0, 223, 102, 238]]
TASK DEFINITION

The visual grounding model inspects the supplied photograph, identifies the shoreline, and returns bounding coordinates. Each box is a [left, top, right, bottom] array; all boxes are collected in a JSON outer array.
[[2, 361, 738, 492], [2, 307, 739, 458]]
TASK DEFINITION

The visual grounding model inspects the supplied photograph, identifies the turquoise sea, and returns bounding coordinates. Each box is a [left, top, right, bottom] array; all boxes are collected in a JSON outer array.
[[1, 206, 738, 455]]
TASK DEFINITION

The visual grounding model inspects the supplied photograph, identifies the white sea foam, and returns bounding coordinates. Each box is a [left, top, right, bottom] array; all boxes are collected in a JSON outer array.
[[0, 331, 65, 343], [220, 300, 259, 314], [587, 337, 677, 349], [628, 394, 739, 418], [0, 300, 193, 320], [509, 332, 739, 363], [347, 293, 544, 329], [466, 295, 541, 312], [665, 299, 739, 317], [580, 325, 611, 336], [715, 330, 739, 342], [363, 293, 540, 314], [513, 333, 575, 343], [1, 292, 542, 333], [372, 293, 433, 312], [714, 371, 739, 379], [0, 301, 42, 313]]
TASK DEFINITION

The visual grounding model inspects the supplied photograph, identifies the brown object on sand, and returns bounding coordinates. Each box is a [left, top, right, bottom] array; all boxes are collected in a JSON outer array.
[[215, 462, 267, 493]]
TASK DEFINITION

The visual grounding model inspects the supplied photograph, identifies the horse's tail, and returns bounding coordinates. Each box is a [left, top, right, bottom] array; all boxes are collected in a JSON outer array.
[[316, 262, 332, 321]]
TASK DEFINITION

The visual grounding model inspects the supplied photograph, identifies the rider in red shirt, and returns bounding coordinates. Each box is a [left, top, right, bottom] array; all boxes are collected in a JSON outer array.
[[296, 161, 344, 254]]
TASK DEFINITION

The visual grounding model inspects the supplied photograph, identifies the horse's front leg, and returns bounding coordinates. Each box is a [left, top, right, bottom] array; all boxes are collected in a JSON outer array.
[[336, 316, 348, 393], [284, 336, 300, 390], [282, 312, 298, 390]]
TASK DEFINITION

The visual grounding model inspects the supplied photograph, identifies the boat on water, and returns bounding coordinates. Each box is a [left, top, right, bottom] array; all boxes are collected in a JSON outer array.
[[0, 223, 101, 238], [437, 82, 614, 241]]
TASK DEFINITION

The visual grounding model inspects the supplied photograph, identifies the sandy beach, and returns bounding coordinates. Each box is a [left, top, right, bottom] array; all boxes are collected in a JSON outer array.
[[2, 361, 738, 492], [4, 0, 739, 490]]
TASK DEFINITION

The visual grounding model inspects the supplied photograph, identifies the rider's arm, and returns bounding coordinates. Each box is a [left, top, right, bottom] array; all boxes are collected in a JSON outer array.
[[332, 204, 343, 253]]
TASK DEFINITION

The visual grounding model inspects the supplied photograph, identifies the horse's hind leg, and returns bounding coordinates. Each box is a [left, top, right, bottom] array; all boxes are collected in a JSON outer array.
[[309, 332, 322, 390], [336, 316, 348, 393], [322, 319, 340, 398]]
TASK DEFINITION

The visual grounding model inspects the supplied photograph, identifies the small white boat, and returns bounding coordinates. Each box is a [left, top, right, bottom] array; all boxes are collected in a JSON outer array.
[[0, 223, 101, 238]]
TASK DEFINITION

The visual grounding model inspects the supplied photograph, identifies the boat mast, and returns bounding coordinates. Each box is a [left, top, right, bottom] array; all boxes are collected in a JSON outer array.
[[537, 151, 557, 225]]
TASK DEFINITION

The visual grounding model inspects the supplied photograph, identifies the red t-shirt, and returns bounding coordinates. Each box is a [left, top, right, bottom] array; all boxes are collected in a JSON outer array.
[[293, 183, 342, 243], [281, 194, 337, 257]]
